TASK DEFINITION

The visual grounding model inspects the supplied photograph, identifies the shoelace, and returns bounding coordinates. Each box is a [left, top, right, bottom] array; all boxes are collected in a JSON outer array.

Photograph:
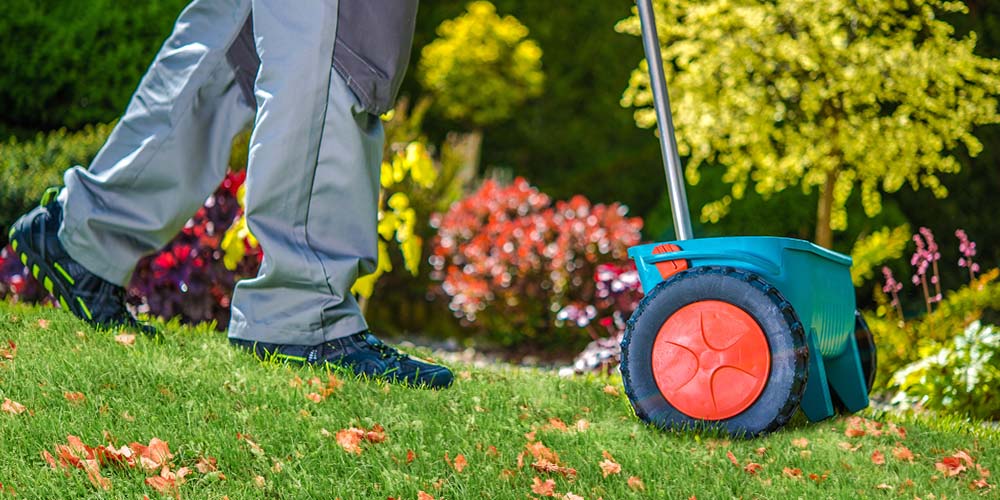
[[364, 335, 409, 361]]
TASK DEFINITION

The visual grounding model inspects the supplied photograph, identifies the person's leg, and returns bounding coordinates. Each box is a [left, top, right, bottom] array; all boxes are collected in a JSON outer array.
[[228, 0, 380, 346], [57, 0, 255, 286]]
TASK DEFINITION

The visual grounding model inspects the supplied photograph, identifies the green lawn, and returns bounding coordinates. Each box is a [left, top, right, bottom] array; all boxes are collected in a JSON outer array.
[[0, 301, 996, 499]]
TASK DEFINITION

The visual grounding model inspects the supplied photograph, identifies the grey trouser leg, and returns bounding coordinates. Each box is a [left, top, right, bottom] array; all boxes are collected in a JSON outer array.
[[58, 0, 255, 286], [228, 0, 382, 346], [57, 0, 381, 346]]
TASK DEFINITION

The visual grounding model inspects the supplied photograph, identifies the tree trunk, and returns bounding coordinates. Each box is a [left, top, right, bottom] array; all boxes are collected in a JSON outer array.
[[815, 170, 837, 249]]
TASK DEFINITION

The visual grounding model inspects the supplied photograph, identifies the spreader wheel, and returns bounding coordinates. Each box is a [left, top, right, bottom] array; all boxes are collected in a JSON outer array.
[[620, 266, 809, 436]]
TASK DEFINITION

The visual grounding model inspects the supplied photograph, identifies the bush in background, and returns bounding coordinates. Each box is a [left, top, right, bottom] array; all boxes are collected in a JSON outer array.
[[0, 123, 113, 246], [0, 0, 188, 134], [430, 177, 643, 348]]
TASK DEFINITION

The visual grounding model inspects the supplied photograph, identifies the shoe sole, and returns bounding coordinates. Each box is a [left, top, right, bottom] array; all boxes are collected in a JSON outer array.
[[8, 220, 94, 322]]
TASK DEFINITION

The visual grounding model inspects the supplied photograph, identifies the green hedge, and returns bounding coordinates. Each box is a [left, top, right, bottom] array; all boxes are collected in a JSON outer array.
[[0, 124, 112, 245], [0, 0, 187, 135]]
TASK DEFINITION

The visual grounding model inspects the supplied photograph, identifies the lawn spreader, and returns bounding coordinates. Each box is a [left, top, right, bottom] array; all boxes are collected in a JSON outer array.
[[619, 0, 876, 437]]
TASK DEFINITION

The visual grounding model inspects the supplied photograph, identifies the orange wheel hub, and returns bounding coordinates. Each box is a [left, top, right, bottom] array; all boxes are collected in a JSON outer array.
[[651, 301, 771, 420]]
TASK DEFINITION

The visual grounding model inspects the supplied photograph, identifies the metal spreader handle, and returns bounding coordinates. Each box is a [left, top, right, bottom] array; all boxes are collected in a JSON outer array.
[[636, 0, 694, 241]]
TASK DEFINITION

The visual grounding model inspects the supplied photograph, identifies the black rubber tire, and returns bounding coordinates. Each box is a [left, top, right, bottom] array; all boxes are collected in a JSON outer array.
[[620, 266, 809, 437], [831, 311, 877, 412]]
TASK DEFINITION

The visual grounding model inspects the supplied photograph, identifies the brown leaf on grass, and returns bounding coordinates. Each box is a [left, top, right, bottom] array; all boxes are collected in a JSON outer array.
[[935, 450, 974, 477], [2, 398, 26, 415], [971, 478, 992, 490], [726, 450, 739, 467], [365, 424, 386, 444], [754, 447, 767, 456], [82, 459, 111, 490], [743, 463, 763, 475], [844, 427, 866, 438], [453, 454, 467, 473], [628, 476, 646, 491], [546, 418, 569, 432], [0, 340, 15, 360], [792, 438, 809, 448], [563, 493, 584, 500], [782, 467, 803, 479], [531, 476, 558, 497], [871, 450, 886, 465], [305, 392, 323, 403], [336, 428, 364, 455], [525, 441, 560, 464], [892, 445, 914, 462], [133, 438, 173, 472], [145, 466, 190, 496], [875, 483, 893, 490], [63, 392, 85, 404], [37, 319, 49, 329], [524, 431, 537, 441], [114, 334, 136, 346], [603, 385, 619, 397], [838, 441, 862, 452], [406, 449, 416, 464], [486, 445, 499, 457], [575, 419, 590, 432], [253, 475, 266, 488], [417, 491, 434, 500], [599, 452, 621, 478], [808, 471, 830, 483], [888, 423, 907, 439], [532, 459, 577, 479], [195, 456, 218, 473], [237, 433, 265, 457]]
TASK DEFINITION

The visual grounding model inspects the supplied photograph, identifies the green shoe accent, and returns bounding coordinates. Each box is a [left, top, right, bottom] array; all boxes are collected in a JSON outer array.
[[53, 262, 76, 285], [32, 264, 40, 279], [40, 187, 60, 207], [59, 296, 69, 310], [20, 253, 27, 265], [76, 297, 93, 320], [44, 277, 54, 294], [10, 239, 17, 252], [273, 353, 307, 363], [7, 226, 14, 240]]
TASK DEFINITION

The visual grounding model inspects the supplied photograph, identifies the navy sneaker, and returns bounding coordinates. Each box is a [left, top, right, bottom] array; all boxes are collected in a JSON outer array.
[[7, 188, 156, 334], [231, 332, 454, 389]]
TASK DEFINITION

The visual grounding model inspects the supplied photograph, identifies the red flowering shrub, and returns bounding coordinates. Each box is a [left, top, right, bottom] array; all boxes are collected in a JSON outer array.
[[430, 177, 643, 347]]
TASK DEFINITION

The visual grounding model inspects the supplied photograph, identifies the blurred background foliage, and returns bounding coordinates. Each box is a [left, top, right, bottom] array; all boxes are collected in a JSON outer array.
[[1, 1, 1000, 403]]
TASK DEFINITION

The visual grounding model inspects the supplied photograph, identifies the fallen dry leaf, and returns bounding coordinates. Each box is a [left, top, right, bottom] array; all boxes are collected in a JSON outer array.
[[875, 483, 893, 490], [936, 450, 975, 477], [114, 334, 136, 346], [546, 418, 569, 432], [63, 392, 85, 404], [755, 447, 767, 456], [628, 476, 646, 491], [783, 467, 803, 479], [336, 428, 364, 455], [253, 475, 266, 488], [406, 449, 416, 464], [305, 392, 323, 403], [237, 433, 265, 457], [453, 454, 467, 473], [892, 445, 914, 462], [575, 419, 590, 432], [145, 465, 189, 495], [603, 385, 620, 397], [808, 471, 830, 483], [417, 491, 435, 500], [792, 438, 810, 448], [532, 459, 577, 479], [531, 476, 558, 497], [563, 493, 584, 500], [838, 441, 862, 452], [0, 339, 15, 360], [2, 398, 26, 415], [195, 456, 218, 473], [525, 441, 560, 464], [37, 319, 49, 329], [872, 450, 886, 465], [744, 462, 763, 475], [599, 457, 621, 478], [726, 450, 739, 467]]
